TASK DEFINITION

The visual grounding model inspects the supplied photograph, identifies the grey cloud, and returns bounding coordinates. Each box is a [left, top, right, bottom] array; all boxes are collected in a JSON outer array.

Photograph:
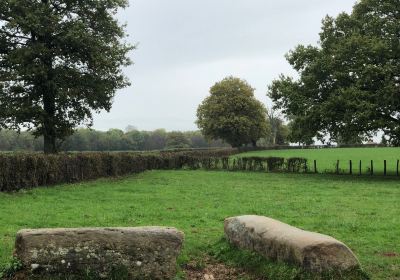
[[93, 0, 354, 131]]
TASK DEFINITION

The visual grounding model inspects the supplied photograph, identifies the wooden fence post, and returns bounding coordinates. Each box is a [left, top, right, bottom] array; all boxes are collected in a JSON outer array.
[[349, 160, 352, 175], [384, 160, 387, 176], [336, 160, 339, 174], [371, 160, 374, 175], [359, 160, 362, 176], [314, 160, 317, 173]]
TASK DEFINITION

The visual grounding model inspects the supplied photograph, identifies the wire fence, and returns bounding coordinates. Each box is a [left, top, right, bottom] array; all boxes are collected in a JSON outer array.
[[311, 159, 400, 176], [190, 157, 400, 177]]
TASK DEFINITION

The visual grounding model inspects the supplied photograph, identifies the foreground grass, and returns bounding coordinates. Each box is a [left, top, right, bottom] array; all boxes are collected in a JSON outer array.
[[239, 147, 400, 175], [0, 171, 399, 279]]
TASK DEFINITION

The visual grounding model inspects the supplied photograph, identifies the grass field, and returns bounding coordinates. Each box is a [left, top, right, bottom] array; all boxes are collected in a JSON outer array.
[[239, 147, 400, 175], [0, 170, 399, 279]]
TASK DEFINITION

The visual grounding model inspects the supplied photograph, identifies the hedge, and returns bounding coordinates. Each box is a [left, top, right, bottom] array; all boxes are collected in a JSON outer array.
[[189, 156, 307, 173], [0, 149, 307, 192], [0, 149, 238, 192]]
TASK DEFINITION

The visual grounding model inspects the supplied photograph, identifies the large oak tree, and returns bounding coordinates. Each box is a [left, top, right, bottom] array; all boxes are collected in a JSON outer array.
[[197, 77, 269, 147], [0, 0, 133, 153], [269, 0, 400, 145]]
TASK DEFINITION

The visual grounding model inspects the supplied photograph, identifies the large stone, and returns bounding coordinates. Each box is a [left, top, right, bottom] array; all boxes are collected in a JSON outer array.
[[224, 215, 360, 272], [15, 227, 184, 279]]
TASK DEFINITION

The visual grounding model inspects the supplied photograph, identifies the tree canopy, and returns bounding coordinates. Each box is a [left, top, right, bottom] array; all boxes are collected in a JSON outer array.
[[165, 131, 192, 149], [197, 77, 269, 147], [269, 0, 400, 145], [265, 108, 291, 145], [0, 0, 133, 153], [0, 128, 229, 152]]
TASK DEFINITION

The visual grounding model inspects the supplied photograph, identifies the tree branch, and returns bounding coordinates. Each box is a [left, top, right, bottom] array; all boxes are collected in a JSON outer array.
[[0, 16, 12, 23], [0, 29, 30, 40]]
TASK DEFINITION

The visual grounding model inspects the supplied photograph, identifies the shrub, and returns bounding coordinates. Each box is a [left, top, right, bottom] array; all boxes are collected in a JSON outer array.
[[265, 157, 285, 172], [287, 157, 308, 172]]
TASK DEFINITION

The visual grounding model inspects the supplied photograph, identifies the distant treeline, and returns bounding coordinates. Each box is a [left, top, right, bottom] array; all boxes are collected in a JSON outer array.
[[0, 128, 230, 152]]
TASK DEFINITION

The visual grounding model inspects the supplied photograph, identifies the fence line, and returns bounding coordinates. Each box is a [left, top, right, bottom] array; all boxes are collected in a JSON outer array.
[[307, 159, 399, 177], [181, 157, 400, 177], [200, 158, 400, 177]]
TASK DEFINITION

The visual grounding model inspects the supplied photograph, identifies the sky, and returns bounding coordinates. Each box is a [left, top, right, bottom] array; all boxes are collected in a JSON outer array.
[[92, 0, 355, 132]]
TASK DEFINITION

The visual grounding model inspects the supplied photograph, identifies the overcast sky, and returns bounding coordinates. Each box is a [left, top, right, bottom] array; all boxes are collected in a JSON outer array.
[[92, 0, 355, 132]]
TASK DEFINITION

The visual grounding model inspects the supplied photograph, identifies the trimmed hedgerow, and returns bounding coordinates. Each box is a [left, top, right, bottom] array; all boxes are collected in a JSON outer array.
[[181, 156, 307, 173], [228, 157, 286, 172], [0, 150, 307, 192], [0, 149, 238, 192]]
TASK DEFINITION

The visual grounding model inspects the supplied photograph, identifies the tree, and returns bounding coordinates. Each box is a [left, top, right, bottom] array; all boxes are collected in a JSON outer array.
[[275, 121, 290, 145], [165, 131, 191, 149], [144, 129, 167, 150], [265, 108, 290, 145], [105, 129, 125, 151], [197, 77, 269, 147], [381, 135, 388, 147], [125, 129, 146, 151], [62, 128, 91, 151], [258, 115, 290, 146], [0, 0, 133, 153], [287, 120, 315, 146], [336, 132, 364, 146], [266, 108, 279, 145], [0, 128, 234, 151], [268, 0, 400, 145], [186, 131, 209, 148]]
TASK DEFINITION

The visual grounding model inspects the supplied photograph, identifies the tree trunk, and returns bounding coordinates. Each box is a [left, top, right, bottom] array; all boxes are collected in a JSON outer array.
[[44, 132, 57, 154], [34, 19, 57, 154], [42, 61, 57, 154], [251, 140, 257, 147], [43, 91, 57, 154]]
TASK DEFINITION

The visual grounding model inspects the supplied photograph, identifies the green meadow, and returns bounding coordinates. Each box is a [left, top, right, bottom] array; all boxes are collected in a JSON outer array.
[[1, 170, 399, 279]]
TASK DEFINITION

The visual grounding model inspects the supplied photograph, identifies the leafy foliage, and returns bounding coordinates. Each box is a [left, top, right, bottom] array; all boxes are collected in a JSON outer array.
[[165, 131, 192, 149], [0, 0, 133, 153], [197, 77, 269, 147], [0, 128, 229, 151], [269, 0, 400, 145], [286, 157, 308, 172], [259, 109, 290, 146]]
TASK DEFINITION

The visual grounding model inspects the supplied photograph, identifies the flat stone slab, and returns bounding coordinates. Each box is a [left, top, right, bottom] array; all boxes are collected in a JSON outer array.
[[224, 215, 360, 272], [15, 227, 184, 279]]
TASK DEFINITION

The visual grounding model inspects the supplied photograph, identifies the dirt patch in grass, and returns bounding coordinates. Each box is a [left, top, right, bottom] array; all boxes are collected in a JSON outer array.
[[183, 260, 263, 280], [381, 252, 398, 257]]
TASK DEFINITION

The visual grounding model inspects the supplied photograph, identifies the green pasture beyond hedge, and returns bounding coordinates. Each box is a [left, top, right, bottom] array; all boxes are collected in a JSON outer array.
[[239, 147, 400, 175], [0, 171, 399, 279]]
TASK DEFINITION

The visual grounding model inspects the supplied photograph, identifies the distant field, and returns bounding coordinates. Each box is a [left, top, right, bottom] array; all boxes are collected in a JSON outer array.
[[1, 170, 399, 279], [239, 147, 400, 175]]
